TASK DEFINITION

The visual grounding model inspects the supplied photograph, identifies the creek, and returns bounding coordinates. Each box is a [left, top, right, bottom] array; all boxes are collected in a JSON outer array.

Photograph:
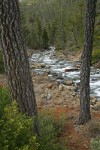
[[30, 47, 100, 100]]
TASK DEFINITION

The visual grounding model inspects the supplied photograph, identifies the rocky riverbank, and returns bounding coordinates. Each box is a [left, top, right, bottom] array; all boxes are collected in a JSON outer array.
[[31, 72, 100, 111]]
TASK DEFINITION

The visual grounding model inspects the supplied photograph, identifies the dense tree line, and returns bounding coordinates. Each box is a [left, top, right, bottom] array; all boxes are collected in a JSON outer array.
[[20, 0, 100, 52], [20, 0, 86, 50]]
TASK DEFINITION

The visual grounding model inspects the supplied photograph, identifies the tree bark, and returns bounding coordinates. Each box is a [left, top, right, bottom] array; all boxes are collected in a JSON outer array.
[[79, 0, 97, 124], [0, 0, 39, 134]]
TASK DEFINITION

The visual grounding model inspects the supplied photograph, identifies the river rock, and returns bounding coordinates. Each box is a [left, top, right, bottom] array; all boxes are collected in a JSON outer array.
[[74, 85, 78, 92], [51, 72, 58, 77], [48, 74, 56, 81], [59, 84, 63, 91], [56, 80, 66, 86], [96, 71, 100, 74], [30, 64, 35, 69], [71, 92, 77, 97], [63, 85, 77, 92], [41, 94, 47, 99], [45, 65, 50, 68], [64, 80, 74, 86], [91, 78, 97, 81], [47, 83, 53, 89], [46, 69, 50, 74], [76, 64, 80, 69], [56, 74, 63, 80], [41, 64, 46, 68], [31, 63, 39, 69], [64, 67, 79, 72], [31, 63, 46, 69], [93, 102, 100, 111], [91, 97, 97, 105], [47, 93, 52, 100]]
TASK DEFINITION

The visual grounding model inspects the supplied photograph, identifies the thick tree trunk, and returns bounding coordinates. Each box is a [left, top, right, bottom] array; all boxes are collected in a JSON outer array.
[[0, 0, 39, 134], [79, 0, 97, 124]]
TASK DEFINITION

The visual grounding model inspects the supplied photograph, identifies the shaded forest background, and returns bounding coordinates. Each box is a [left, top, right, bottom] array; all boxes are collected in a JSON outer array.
[[20, 0, 100, 53]]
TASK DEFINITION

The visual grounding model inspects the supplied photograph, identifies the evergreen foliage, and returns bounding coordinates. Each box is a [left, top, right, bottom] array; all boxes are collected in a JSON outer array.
[[0, 87, 10, 118], [20, 0, 99, 56], [92, 49, 100, 64], [91, 138, 100, 150], [0, 101, 39, 150], [38, 111, 67, 150], [20, 0, 86, 50]]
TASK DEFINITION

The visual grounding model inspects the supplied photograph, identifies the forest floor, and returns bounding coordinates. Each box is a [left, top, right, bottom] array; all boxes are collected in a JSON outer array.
[[0, 50, 100, 150]]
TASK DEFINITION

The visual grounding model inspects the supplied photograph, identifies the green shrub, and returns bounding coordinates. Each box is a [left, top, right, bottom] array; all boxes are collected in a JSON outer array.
[[0, 50, 4, 74], [0, 101, 39, 150], [88, 120, 100, 138], [92, 49, 100, 64], [0, 87, 11, 118], [0, 88, 70, 150], [38, 112, 69, 150], [91, 138, 100, 150]]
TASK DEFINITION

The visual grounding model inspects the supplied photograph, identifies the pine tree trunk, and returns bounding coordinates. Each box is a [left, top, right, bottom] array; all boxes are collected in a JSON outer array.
[[0, 0, 39, 134], [79, 0, 97, 124]]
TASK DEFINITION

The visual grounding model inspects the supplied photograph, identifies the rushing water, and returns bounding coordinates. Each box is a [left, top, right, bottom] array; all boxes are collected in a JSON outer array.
[[30, 47, 100, 100]]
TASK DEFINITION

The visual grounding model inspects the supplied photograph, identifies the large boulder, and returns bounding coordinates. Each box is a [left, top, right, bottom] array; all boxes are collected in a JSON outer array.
[[59, 84, 64, 91], [91, 97, 97, 106], [93, 102, 100, 111], [59, 84, 78, 92], [64, 80, 74, 86], [47, 83, 53, 89], [47, 93, 52, 100], [64, 67, 79, 72], [31, 63, 46, 69]]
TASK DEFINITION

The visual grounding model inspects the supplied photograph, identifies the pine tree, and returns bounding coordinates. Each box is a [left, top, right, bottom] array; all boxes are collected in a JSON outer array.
[[79, 0, 97, 124]]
